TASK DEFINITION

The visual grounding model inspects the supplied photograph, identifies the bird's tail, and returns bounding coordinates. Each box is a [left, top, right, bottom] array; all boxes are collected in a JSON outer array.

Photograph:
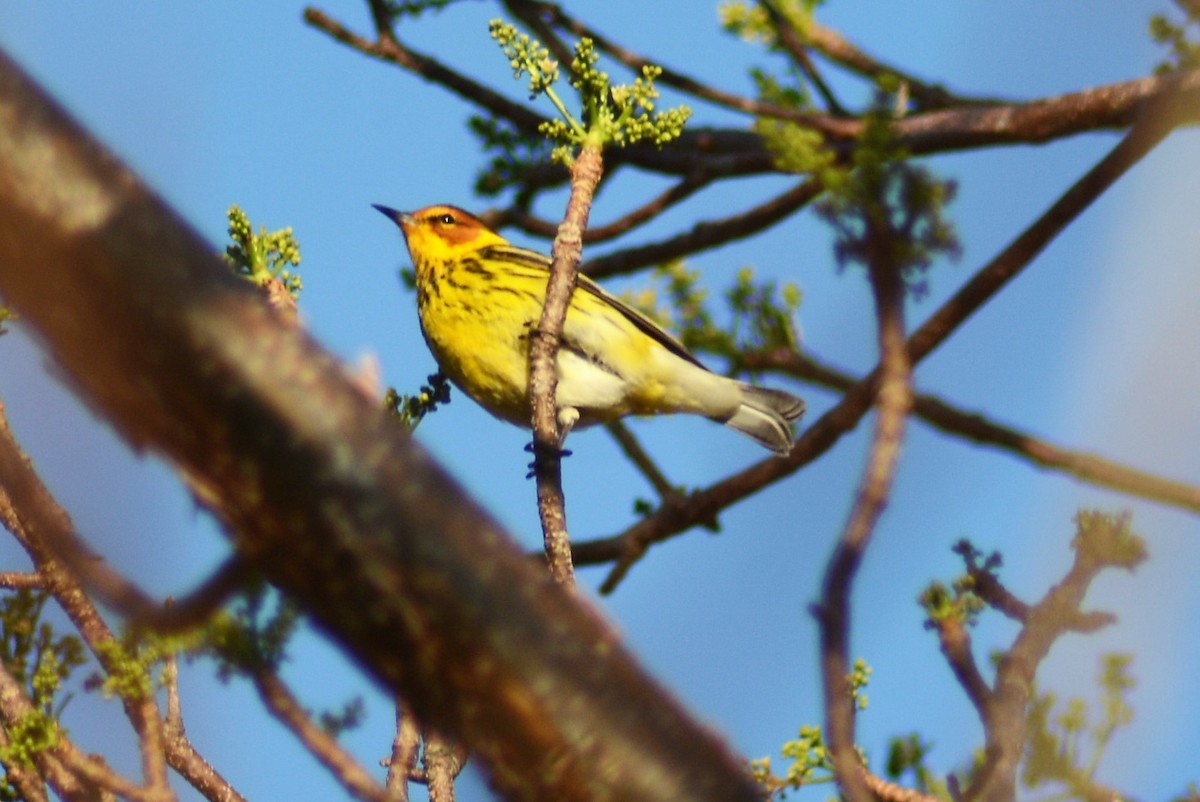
[[721, 384, 806, 455]]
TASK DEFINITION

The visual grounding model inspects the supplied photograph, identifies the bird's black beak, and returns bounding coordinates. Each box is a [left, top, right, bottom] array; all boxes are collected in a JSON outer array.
[[371, 204, 407, 227]]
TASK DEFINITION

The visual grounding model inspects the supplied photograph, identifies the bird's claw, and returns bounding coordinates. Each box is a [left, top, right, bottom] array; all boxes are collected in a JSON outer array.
[[524, 440, 573, 478]]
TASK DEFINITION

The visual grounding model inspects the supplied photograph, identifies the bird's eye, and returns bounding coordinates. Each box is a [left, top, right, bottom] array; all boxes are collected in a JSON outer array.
[[438, 213, 455, 225]]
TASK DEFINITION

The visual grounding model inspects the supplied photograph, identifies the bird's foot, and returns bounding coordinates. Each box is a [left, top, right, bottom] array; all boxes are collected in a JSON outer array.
[[524, 440, 573, 479]]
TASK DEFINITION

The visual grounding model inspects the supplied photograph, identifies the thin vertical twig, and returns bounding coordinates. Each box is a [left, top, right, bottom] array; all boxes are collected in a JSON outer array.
[[422, 730, 467, 802], [816, 222, 913, 802], [529, 144, 605, 585], [162, 654, 184, 742], [384, 700, 419, 802]]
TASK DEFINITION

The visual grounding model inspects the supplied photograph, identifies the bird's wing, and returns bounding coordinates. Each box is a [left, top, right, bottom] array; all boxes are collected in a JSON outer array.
[[479, 244, 707, 371]]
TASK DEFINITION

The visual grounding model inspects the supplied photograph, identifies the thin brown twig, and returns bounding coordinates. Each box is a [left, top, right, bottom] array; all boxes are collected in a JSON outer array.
[[743, 348, 1200, 514], [0, 402, 171, 795], [0, 656, 171, 802], [802, 21, 998, 110], [162, 654, 184, 739], [816, 216, 912, 802], [967, 561, 1030, 625], [962, 514, 1144, 802], [859, 769, 946, 802], [363, 0, 397, 45], [384, 700, 420, 800], [161, 655, 243, 802], [0, 400, 244, 802], [530, 145, 605, 585], [254, 669, 397, 802], [422, 730, 467, 802], [572, 96, 1186, 592], [490, 170, 714, 245], [537, 1, 844, 129], [604, 421, 685, 507], [905, 94, 1192, 361], [0, 570, 43, 589], [76, 552, 247, 635], [303, 7, 546, 134], [759, 0, 847, 115], [892, 68, 1200, 155], [585, 178, 822, 279], [53, 739, 174, 802], [929, 616, 992, 723], [135, 686, 172, 802], [159, 730, 247, 802]]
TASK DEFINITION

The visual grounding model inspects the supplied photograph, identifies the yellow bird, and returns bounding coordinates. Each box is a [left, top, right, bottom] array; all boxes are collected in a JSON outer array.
[[374, 204, 805, 454]]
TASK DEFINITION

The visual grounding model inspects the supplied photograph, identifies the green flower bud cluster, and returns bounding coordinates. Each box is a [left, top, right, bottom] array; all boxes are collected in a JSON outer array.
[[224, 205, 304, 300], [489, 20, 690, 164]]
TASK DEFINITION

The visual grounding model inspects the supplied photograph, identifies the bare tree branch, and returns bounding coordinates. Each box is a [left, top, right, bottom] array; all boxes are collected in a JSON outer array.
[[529, 146, 605, 585], [605, 421, 686, 509], [254, 670, 397, 802], [0, 657, 170, 802], [303, 6, 546, 134], [0, 402, 247, 802], [801, 20, 1002, 110], [422, 731, 466, 802], [0, 404, 170, 796], [572, 95, 1189, 590], [816, 214, 913, 802], [585, 178, 822, 279], [759, 0, 847, 115], [307, 3, 1200, 206], [962, 516, 1144, 802], [384, 701, 420, 800], [0, 570, 43, 590], [487, 170, 714, 245], [860, 769, 947, 802], [744, 348, 1200, 514], [929, 616, 992, 723]]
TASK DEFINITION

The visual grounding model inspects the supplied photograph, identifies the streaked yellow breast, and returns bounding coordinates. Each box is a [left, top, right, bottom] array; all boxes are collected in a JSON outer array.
[[413, 245, 732, 427]]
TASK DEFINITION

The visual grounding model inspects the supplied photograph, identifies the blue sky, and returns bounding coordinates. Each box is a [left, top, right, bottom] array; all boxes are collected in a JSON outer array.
[[1, 2, 1198, 800]]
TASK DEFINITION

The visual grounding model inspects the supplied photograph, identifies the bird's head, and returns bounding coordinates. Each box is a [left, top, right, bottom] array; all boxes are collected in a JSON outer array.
[[373, 204, 507, 264]]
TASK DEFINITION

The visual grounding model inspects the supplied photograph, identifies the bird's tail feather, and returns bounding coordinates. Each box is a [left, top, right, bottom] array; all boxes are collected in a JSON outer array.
[[720, 384, 806, 455]]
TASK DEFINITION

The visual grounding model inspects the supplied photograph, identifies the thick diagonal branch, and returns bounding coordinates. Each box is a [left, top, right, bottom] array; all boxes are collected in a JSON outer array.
[[0, 50, 761, 802]]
